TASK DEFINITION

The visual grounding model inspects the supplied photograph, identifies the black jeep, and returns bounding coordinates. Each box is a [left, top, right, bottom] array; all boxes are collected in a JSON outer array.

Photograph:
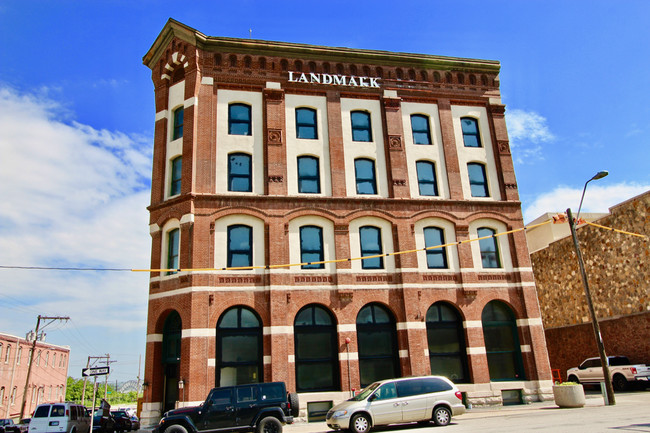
[[156, 382, 299, 433]]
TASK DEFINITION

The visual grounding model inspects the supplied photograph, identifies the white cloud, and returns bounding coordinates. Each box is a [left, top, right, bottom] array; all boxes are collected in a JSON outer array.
[[0, 85, 152, 379], [505, 109, 555, 164], [523, 183, 650, 223]]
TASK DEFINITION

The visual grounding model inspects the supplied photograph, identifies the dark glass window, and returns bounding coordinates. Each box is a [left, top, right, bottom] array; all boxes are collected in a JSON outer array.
[[297, 156, 320, 193], [360, 226, 383, 270], [173, 107, 184, 140], [426, 303, 468, 383], [170, 156, 182, 196], [411, 114, 431, 145], [482, 301, 525, 381], [461, 117, 481, 147], [424, 227, 447, 269], [217, 307, 263, 387], [228, 153, 252, 192], [478, 227, 501, 268], [300, 226, 324, 269], [294, 305, 339, 392], [354, 158, 377, 195], [416, 161, 438, 196], [162, 311, 182, 364], [468, 163, 489, 197], [351, 111, 372, 142], [167, 228, 179, 274], [296, 107, 317, 139], [227, 225, 252, 268], [229, 103, 252, 136], [356, 304, 399, 387]]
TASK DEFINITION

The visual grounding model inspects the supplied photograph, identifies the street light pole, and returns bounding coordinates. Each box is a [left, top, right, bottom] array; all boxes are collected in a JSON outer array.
[[566, 170, 615, 406]]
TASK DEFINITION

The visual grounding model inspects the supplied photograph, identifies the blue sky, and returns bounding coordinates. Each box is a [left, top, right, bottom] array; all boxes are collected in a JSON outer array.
[[1, 1, 649, 383]]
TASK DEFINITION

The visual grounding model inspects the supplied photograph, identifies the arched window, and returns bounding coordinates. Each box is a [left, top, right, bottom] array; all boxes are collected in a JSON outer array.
[[356, 304, 399, 387], [416, 161, 438, 196], [477, 227, 501, 268], [166, 228, 179, 274], [426, 302, 468, 383], [468, 162, 489, 197], [228, 103, 252, 136], [296, 107, 318, 139], [162, 311, 182, 413], [227, 225, 253, 268], [300, 226, 324, 269], [172, 107, 184, 140], [350, 111, 372, 142], [217, 307, 263, 387], [297, 156, 320, 194], [354, 158, 377, 195], [294, 305, 339, 392], [424, 227, 447, 268], [461, 117, 481, 147], [411, 114, 431, 145], [359, 226, 383, 269], [482, 301, 525, 381], [170, 156, 182, 196], [228, 153, 252, 192]]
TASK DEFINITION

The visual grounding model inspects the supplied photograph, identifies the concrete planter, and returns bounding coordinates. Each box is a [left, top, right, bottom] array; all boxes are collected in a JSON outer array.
[[553, 384, 586, 408]]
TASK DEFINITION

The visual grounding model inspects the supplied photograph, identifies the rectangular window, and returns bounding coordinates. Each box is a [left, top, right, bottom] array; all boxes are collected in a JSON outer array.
[[424, 227, 447, 269], [228, 153, 252, 192], [300, 226, 324, 269], [360, 226, 383, 269], [468, 163, 489, 197], [228, 225, 253, 268], [354, 158, 377, 195], [297, 156, 320, 193], [461, 117, 481, 147], [416, 161, 438, 196], [173, 107, 184, 140], [351, 111, 372, 142], [411, 114, 432, 145], [167, 228, 180, 274], [296, 107, 318, 139], [170, 157, 182, 196], [229, 103, 252, 136], [478, 227, 501, 268]]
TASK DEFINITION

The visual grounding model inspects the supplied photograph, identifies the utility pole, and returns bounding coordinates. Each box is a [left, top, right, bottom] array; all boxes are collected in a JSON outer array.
[[81, 356, 91, 406], [20, 315, 70, 419]]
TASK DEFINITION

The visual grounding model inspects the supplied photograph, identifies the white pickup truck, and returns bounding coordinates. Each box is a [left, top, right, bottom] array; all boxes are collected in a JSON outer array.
[[567, 356, 650, 391]]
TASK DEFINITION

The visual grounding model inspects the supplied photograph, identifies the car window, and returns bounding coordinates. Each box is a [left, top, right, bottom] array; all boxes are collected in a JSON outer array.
[[209, 389, 232, 405], [396, 379, 427, 397], [34, 406, 51, 418], [236, 386, 257, 403], [373, 383, 397, 400], [610, 357, 630, 366], [51, 406, 65, 417], [422, 378, 453, 393], [260, 383, 283, 400]]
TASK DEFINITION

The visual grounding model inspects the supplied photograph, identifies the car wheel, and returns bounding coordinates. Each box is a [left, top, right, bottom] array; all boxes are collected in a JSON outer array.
[[567, 375, 579, 384], [613, 374, 628, 392], [288, 392, 300, 417], [164, 425, 188, 433], [350, 414, 371, 433], [433, 406, 451, 426], [256, 417, 282, 433]]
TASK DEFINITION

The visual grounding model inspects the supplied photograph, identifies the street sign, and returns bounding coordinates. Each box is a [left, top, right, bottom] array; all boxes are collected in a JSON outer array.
[[82, 366, 110, 377]]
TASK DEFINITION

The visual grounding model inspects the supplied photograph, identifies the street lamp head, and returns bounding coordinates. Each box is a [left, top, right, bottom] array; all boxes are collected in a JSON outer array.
[[591, 170, 609, 181], [577, 170, 609, 221]]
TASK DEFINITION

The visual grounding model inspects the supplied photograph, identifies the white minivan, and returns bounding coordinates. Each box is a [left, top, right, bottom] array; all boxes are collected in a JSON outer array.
[[326, 376, 465, 432], [28, 403, 90, 433]]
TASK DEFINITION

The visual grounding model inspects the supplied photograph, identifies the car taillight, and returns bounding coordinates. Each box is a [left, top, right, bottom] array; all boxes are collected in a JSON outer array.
[[631, 367, 637, 374], [455, 391, 462, 401]]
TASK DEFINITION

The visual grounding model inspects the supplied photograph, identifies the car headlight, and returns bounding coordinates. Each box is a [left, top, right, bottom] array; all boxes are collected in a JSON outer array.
[[332, 410, 348, 418]]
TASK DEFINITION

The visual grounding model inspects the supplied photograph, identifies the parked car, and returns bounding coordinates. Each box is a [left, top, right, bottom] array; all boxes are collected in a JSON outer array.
[[28, 403, 90, 433], [0, 419, 21, 433], [155, 381, 298, 433], [91, 412, 115, 433], [326, 375, 465, 432], [110, 411, 131, 433], [567, 356, 650, 391], [17, 419, 30, 433], [129, 416, 140, 431]]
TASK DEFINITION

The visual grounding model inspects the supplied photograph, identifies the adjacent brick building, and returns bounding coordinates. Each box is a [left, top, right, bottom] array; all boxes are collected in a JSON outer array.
[[141, 19, 552, 424], [0, 333, 70, 419], [529, 190, 650, 380]]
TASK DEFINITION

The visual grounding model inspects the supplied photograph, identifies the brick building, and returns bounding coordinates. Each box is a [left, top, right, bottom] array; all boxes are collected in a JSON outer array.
[[141, 19, 552, 423], [0, 333, 70, 420], [529, 191, 650, 380]]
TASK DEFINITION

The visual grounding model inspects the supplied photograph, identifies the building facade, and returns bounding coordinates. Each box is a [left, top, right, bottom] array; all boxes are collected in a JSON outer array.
[[141, 19, 552, 424], [529, 191, 650, 380], [0, 333, 70, 420]]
